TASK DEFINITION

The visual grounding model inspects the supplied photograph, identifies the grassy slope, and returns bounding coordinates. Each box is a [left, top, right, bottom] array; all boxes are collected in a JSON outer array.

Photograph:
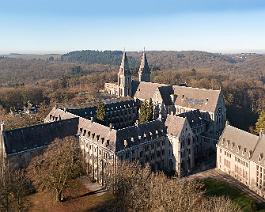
[[203, 178, 265, 212]]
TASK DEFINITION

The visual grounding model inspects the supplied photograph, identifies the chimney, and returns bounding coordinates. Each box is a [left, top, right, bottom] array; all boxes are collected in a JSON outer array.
[[109, 123, 113, 130], [225, 120, 229, 127], [135, 120, 139, 127], [90, 116, 94, 122], [170, 94, 175, 103], [63, 107, 67, 112], [0, 121, 4, 132]]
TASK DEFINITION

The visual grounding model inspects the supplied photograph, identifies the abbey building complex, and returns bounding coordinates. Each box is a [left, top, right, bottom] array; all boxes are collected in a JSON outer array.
[[4, 51, 265, 198], [0, 51, 226, 180]]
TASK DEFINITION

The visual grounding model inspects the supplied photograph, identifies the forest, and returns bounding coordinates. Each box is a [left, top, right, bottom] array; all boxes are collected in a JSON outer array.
[[0, 50, 265, 132]]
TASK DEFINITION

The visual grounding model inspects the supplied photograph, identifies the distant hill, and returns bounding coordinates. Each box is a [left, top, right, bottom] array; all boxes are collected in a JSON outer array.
[[62, 50, 265, 73], [62, 50, 138, 70], [4, 53, 62, 61]]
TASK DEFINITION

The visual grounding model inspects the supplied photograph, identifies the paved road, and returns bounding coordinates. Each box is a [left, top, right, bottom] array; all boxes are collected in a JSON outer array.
[[188, 168, 265, 203]]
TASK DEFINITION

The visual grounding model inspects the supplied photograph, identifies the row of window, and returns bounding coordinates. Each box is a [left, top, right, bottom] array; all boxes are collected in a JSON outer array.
[[235, 157, 248, 167]]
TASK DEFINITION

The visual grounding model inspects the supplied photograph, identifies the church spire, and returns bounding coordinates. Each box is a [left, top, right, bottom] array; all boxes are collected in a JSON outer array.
[[117, 51, 132, 97], [119, 51, 130, 75], [138, 50, 150, 82]]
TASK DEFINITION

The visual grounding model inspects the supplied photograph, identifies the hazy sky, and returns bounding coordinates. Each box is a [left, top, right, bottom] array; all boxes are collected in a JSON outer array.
[[1, 0, 265, 54]]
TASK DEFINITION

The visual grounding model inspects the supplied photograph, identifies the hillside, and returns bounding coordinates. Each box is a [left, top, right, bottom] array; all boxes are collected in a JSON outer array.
[[62, 50, 265, 73]]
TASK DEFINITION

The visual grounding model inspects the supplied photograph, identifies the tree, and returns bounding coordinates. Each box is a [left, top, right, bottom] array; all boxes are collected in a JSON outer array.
[[255, 111, 265, 135], [105, 161, 241, 212], [139, 99, 153, 124], [0, 164, 30, 212], [27, 137, 82, 202], [96, 101, 106, 122]]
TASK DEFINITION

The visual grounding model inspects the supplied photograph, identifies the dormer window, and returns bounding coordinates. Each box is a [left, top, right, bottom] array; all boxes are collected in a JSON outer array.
[[96, 135, 100, 141], [101, 138, 104, 144], [83, 130, 86, 136], [259, 153, 263, 162], [124, 140, 128, 147], [237, 145, 241, 153], [248, 150, 252, 158], [232, 142, 235, 149], [106, 140, 110, 146]]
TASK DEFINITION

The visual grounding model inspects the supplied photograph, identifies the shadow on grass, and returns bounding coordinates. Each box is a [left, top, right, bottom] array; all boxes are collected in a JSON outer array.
[[64, 187, 107, 202], [202, 178, 265, 212]]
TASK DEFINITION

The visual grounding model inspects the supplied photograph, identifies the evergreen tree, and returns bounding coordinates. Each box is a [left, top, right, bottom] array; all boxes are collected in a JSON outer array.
[[255, 110, 265, 134], [96, 101, 106, 122], [139, 99, 153, 124]]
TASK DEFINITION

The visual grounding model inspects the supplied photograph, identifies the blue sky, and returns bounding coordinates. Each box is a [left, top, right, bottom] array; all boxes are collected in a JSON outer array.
[[0, 0, 265, 54]]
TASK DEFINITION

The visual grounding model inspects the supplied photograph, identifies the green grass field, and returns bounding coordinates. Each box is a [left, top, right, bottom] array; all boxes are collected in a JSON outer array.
[[203, 178, 265, 212]]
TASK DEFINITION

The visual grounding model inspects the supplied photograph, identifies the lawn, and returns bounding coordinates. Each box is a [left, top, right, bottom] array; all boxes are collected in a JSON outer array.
[[203, 178, 265, 212]]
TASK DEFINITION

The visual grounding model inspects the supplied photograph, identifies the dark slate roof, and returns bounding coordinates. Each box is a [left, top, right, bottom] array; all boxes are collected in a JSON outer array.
[[158, 86, 174, 105], [115, 120, 166, 152], [178, 110, 207, 128], [3, 118, 79, 155], [131, 80, 140, 96], [67, 107, 96, 119], [66, 98, 138, 119]]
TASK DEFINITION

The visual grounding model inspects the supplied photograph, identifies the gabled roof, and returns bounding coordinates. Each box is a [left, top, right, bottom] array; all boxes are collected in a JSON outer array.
[[133, 81, 171, 103], [218, 125, 259, 160], [173, 85, 221, 112], [165, 114, 187, 137], [251, 136, 265, 165], [3, 118, 79, 155], [78, 117, 117, 152], [118, 52, 130, 75]]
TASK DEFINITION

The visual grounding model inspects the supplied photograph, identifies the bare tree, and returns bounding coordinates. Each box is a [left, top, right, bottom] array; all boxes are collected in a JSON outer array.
[[105, 161, 241, 212], [27, 136, 83, 202], [0, 165, 29, 212]]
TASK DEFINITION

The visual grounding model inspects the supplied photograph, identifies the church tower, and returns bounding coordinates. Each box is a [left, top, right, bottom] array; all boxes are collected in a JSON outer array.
[[118, 52, 132, 97], [138, 51, 150, 82]]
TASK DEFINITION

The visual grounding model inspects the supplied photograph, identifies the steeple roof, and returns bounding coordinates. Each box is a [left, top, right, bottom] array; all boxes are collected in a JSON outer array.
[[139, 51, 150, 74], [119, 51, 131, 75]]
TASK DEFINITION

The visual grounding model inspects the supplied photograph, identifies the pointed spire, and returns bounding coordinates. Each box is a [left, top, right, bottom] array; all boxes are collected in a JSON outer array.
[[138, 49, 151, 82], [139, 51, 150, 73], [119, 51, 130, 75]]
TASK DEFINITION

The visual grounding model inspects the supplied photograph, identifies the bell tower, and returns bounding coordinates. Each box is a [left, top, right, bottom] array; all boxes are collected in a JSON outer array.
[[118, 51, 132, 97], [138, 50, 150, 82]]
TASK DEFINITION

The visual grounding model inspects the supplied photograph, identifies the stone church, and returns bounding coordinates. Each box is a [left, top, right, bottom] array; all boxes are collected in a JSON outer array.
[[0, 51, 227, 184]]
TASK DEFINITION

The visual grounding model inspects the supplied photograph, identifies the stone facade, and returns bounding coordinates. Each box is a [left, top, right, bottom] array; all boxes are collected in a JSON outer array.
[[217, 125, 265, 198], [1, 51, 227, 184]]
